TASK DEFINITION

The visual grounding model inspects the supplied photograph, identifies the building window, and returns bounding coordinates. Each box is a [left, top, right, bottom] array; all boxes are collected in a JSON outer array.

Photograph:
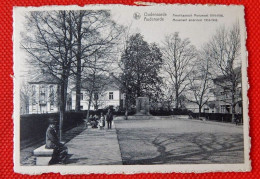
[[32, 96, 36, 104], [204, 108, 209, 113], [220, 105, 230, 113], [49, 85, 54, 93], [40, 93, 45, 101], [80, 106, 83, 110], [94, 92, 99, 100], [220, 91, 229, 99], [109, 92, 113, 100], [32, 85, 36, 93], [32, 104, 36, 111], [40, 85, 45, 94], [80, 93, 83, 100], [50, 103, 54, 111]]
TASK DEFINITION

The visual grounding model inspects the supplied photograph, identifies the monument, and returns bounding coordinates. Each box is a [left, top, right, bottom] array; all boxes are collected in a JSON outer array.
[[135, 97, 150, 115]]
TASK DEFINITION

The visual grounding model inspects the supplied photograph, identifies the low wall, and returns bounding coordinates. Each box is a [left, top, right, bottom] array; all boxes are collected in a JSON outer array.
[[20, 112, 85, 148]]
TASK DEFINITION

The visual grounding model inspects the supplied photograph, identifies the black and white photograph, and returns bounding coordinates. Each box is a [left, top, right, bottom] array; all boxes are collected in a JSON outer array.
[[13, 4, 250, 174]]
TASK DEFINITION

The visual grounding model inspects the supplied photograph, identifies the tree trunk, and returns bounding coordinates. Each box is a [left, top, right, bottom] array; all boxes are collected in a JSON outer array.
[[137, 78, 141, 97], [75, 61, 81, 111], [86, 90, 93, 121], [59, 81, 66, 142], [125, 92, 128, 120], [175, 87, 179, 109], [75, 15, 83, 112], [231, 88, 236, 123], [58, 71, 69, 142], [198, 105, 202, 119]]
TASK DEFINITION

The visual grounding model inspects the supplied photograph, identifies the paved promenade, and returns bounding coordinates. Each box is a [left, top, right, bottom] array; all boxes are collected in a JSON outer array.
[[65, 126, 122, 165]]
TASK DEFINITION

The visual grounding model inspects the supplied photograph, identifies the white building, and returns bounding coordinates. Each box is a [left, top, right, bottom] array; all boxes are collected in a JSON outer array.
[[28, 73, 59, 114], [71, 77, 122, 110]]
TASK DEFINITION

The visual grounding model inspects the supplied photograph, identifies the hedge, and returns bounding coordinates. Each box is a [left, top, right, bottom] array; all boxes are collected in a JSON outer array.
[[150, 108, 192, 116], [20, 112, 85, 148], [189, 113, 243, 123]]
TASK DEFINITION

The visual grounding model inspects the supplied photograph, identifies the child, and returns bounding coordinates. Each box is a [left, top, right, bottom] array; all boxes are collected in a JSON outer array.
[[99, 113, 105, 130]]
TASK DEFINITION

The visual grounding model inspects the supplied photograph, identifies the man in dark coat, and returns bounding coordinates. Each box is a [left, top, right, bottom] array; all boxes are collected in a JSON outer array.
[[45, 118, 68, 165], [106, 109, 113, 129]]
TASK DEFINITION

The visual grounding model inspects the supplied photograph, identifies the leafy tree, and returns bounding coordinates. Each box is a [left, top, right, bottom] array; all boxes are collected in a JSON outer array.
[[120, 33, 163, 107]]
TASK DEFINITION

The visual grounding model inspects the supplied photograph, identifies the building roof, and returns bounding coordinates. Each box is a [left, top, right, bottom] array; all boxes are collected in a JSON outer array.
[[71, 75, 121, 92], [213, 66, 241, 83], [28, 72, 60, 84]]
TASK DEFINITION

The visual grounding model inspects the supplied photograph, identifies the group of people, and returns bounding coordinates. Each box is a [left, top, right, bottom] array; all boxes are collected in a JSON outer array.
[[44, 109, 114, 165], [85, 109, 114, 129]]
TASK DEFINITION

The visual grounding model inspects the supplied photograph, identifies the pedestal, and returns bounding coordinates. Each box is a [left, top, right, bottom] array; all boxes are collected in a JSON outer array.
[[135, 97, 150, 115]]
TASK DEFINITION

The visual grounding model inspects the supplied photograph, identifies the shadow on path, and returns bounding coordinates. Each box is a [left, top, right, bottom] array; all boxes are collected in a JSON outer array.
[[117, 129, 244, 165]]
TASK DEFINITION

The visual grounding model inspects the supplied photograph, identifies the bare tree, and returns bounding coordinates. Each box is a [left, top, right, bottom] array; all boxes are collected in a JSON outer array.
[[162, 32, 197, 109], [187, 48, 213, 118], [110, 25, 133, 120], [71, 10, 122, 111], [208, 22, 241, 122], [20, 82, 30, 114], [82, 51, 113, 121], [22, 11, 74, 141]]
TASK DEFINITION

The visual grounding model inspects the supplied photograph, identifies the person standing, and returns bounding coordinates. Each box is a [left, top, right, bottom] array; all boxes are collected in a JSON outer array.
[[84, 114, 88, 128], [106, 109, 113, 129], [45, 118, 68, 165]]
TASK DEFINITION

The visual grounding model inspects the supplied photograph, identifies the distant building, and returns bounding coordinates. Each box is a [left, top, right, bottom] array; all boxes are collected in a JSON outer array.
[[184, 70, 216, 113], [185, 90, 217, 113], [212, 67, 242, 114], [186, 67, 242, 114], [71, 76, 123, 110], [28, 73, 59, 114]]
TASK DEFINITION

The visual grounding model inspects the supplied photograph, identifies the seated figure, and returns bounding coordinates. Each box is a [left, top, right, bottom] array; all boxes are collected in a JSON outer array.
[[45, 118, 68, 165], [90, 114, 98, 128]]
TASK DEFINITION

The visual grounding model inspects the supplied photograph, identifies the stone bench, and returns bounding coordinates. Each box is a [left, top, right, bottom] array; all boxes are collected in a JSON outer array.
[[33, 145, 53, 166]]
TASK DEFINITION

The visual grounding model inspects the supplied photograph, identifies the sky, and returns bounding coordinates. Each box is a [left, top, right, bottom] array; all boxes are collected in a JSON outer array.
[[14, 5, 245, 82], [110, 5, 243, 48]]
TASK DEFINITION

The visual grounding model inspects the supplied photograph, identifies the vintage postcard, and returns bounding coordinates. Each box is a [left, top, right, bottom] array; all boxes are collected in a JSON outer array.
[[13, 4, 250, 174]]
